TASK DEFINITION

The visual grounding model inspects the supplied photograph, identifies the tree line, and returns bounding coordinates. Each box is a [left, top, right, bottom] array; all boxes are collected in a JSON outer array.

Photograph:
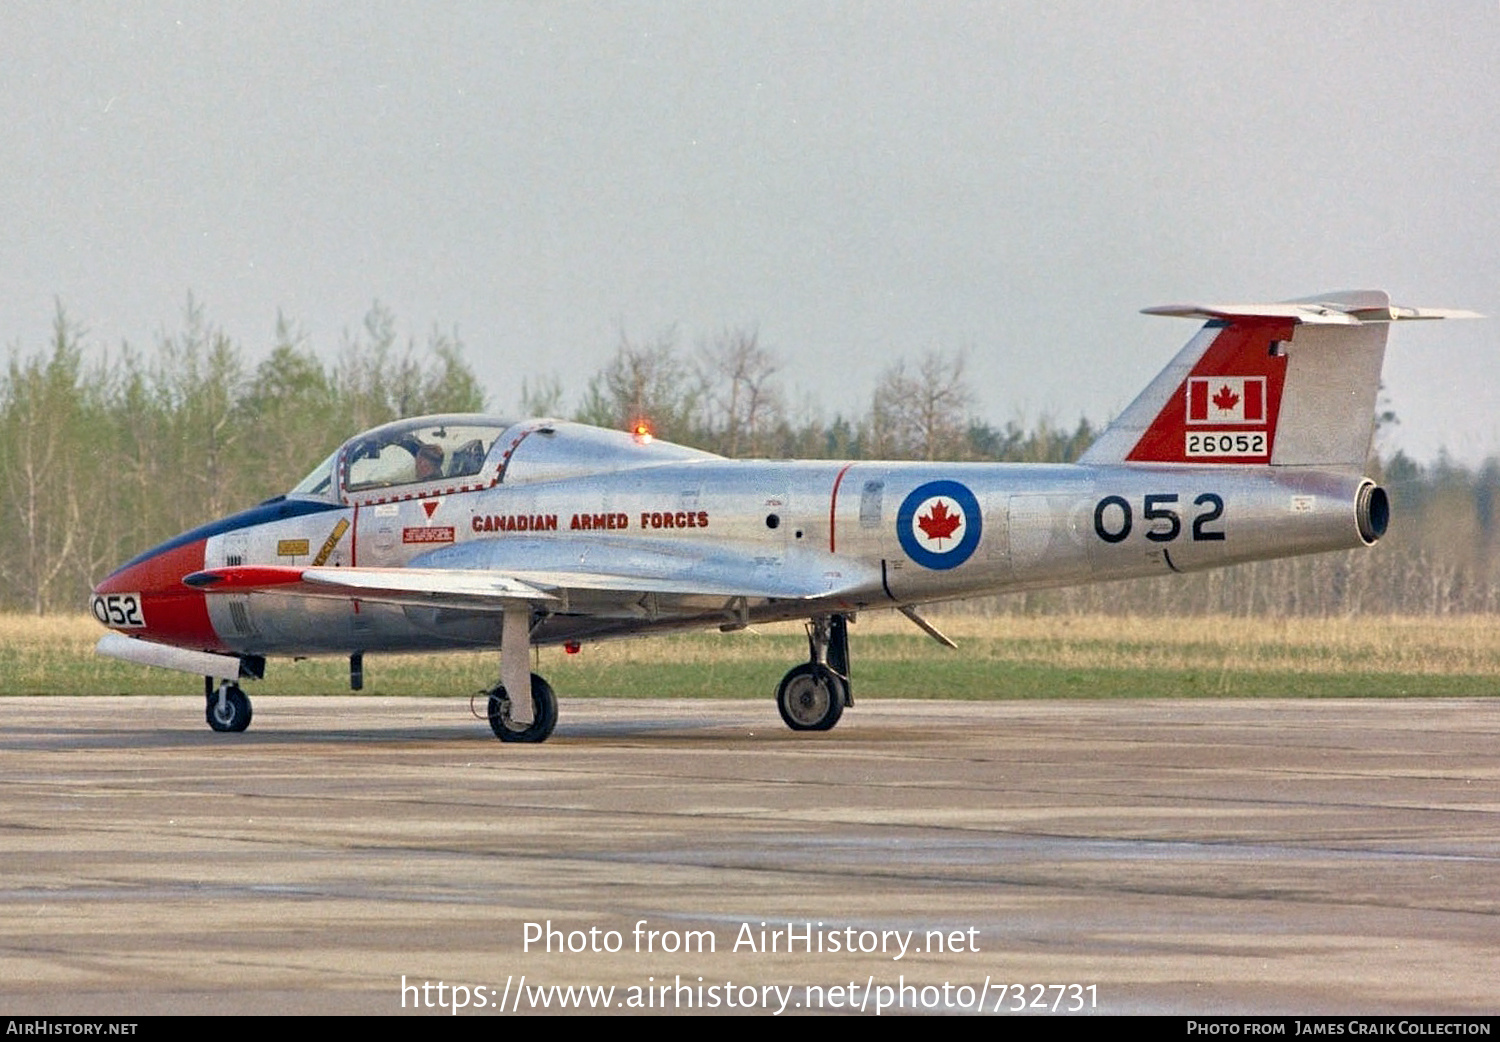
[[1, 302, 484, 613], [1, 303, 1495, 616]]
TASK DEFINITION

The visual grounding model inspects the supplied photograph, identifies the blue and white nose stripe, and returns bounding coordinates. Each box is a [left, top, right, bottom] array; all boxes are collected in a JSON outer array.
[[896, 480, 982, 570]]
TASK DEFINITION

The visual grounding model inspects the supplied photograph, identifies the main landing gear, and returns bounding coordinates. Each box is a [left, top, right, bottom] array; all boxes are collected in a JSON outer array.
[[484, 605, 559, 743], [776, 614, 853, 732], [487, 674, 558, 743], [205, 677, 252, 733]]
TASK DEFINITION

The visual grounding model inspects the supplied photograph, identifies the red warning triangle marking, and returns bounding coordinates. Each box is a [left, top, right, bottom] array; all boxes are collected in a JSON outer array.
[[422, 500, 439, 519]]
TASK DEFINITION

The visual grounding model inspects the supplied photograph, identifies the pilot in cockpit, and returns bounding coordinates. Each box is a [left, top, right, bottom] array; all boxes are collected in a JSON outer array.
[[413, 441, 444, 482]]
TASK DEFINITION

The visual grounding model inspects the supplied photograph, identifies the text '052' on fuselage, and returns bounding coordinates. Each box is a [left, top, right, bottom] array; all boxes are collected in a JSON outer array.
[[91, 290, 1478, 742]]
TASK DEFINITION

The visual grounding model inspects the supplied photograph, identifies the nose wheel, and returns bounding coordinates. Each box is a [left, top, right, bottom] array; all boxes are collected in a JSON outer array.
[[206, 680, 253, 733]]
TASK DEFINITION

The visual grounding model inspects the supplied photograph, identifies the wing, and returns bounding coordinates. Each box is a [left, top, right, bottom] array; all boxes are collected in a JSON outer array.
[[183, 537, 878, 614]]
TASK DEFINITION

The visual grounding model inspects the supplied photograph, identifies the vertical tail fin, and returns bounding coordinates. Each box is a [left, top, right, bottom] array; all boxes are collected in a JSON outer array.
[[1079, 291, 1478, 470]]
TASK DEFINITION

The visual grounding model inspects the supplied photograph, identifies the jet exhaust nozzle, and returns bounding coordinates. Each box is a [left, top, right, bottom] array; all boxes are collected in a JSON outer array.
[[1356, 481, 1390, 545]]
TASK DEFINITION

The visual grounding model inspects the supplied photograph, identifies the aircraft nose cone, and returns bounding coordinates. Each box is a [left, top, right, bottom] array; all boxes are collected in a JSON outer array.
[[92, 537, 222, 651]]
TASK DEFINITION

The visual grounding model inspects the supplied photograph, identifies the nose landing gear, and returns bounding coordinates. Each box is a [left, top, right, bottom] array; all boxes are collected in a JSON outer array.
[[205, 677, 253, 733]]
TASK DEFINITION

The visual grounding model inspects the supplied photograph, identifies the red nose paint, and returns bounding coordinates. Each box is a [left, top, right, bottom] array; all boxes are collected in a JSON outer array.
[[93, 538, 223, 651]]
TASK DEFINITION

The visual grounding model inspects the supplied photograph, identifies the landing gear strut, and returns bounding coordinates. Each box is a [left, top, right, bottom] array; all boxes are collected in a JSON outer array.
[[487, 674, 558, 743], [775, 614, 852, 732], [485, 603, 558, 743], [205, 677, 252, 733]]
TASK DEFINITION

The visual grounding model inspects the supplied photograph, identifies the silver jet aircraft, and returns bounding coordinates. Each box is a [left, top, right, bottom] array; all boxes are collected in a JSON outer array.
[[91, 291, 1473, 743]]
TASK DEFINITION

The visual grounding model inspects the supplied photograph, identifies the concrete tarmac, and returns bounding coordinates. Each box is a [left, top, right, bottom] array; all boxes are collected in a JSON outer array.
[[1, 695, 1496, 1015]]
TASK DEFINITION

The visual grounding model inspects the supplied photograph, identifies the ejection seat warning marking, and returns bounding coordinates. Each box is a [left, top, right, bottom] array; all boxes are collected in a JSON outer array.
[[896, 480, 982, 570], [312, 518, 351, 566]]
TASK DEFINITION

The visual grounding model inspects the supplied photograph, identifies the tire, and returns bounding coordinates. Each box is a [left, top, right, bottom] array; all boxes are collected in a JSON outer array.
[[206, 683, 252, 733], [487, 674, 558, 743], [775, 664, 845, 732]]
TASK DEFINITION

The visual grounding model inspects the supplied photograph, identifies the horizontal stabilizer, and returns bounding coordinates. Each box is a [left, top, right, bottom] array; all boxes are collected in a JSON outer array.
[[1142, 291, 1481, 325]]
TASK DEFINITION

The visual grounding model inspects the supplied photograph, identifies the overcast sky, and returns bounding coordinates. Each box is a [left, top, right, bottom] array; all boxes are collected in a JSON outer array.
[[3, 2, 1496, 462]]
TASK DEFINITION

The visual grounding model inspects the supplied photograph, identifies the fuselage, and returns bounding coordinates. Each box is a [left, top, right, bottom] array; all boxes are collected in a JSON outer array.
[[92, 415, 1380, 658]]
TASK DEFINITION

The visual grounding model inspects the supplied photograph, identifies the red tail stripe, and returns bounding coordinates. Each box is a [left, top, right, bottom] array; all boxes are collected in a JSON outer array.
[[1126, 318, 1293, 463], [1244, 379, 1263, 421]]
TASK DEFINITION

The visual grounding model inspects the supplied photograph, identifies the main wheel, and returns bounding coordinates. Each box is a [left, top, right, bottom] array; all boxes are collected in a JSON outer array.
[[206, 683, 252, 733], [776, 664, 845, 732], [487, 674, 558, 743]]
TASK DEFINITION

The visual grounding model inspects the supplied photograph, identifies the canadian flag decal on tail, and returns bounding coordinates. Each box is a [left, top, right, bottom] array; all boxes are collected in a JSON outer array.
[[1127, 319, 1291, 463], [1187, 376, 1265, 425]]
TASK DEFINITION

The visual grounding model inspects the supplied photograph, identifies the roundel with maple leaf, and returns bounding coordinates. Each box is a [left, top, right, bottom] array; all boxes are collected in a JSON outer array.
[[896, 480, 982, 570]]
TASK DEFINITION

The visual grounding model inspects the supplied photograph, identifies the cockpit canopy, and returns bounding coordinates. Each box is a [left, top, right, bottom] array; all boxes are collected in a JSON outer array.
[[343, 418, 505, 492], [289, 415, 512, 504], [287, 415, 719, 504]]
